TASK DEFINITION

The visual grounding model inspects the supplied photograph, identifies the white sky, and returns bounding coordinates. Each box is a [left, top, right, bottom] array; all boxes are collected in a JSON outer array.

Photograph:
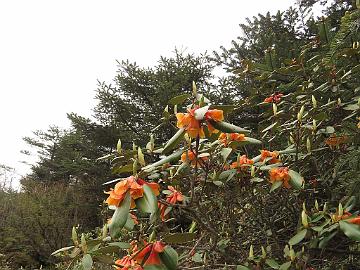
[[0, 0, 302, 186]]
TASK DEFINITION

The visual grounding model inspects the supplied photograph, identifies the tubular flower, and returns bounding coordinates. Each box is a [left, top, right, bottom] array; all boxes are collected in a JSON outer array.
[[325, 135, 348, 148], [115, 256, 141, 270], [264, 93, 283, 104], [348, 216, 360, 225], [181, 150, 208, 167], [105, 176, 159, 208], [260, 150, 281, 164], [159, 186, 184, 221], [133, 241, 166, 267], [230, 155, 254, 171], [176, 107, 223, 138], [219, 133, 246, 146], [269, 167, 291, 188]]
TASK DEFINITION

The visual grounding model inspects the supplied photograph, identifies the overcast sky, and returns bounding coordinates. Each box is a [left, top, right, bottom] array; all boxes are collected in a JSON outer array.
[[1, 0, 310, 186]]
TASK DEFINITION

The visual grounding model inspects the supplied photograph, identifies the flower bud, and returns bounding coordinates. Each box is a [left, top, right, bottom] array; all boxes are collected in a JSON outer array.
[[297, 105, 305, 121], [301, 210, 309, 228], [311, 95, 317, 108], [249, 245, 254, 260], [306, 137, 311, 153], [273, 103, 277, 115], [315, 200, 319, 211], [72, 227, 78, 245]]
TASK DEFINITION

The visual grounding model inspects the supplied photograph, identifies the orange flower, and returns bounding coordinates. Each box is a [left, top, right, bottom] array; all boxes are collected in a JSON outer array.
[[176, 107, 223, 138], [260, 150, 281, 164], [325, 135, 348, 148], [181, 150, 208, 167], [230, 155, 254, 171], [159, 186, 184, 221], [348, 216, 360, 225], [105, 176, 159, 208], [133, 241, 165, 267], [264, 93, 283, 103], [219, 133, 246, 146], [115, 255, 139, 270], [269, 167, 291, 188]]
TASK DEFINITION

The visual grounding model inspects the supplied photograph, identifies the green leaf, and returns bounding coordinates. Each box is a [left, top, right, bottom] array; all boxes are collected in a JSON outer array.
[[51, 245, 75, 256], [236, 266, 251, 270], [92, 254, 114, 264], [288, 170, 304, 190], [270, 181, 283, 192], [288, 229, 307, 246], [279, 261, 291, 270], [162, 129, 185, 154], [168, 93, 191, 105], [109, 192, 131, 238], [124, 214, 135, 231], [82, 254, 93, 270], [117, 139, 122, 154], [208, 120, 250, 134], [211, 105, 237, 114], [159, 246, 178, 270], [266, 258, 280, 269], [112, 163, 133, 174], [220, 147, 232, 161], [339, 221, 360, 241], [162, 233, 196, 244], [108, 242, 131, 249], [219, 169, 237, 182], [244, 137, 262, 144], [144, 265, 166, 270], [143, 150, 182, 171], [343, 104, 359, 111], [319, 231, 338, 248], [136, 184, 158, 215], [192, 252, 203, 263], [262, 122, 278, 133]]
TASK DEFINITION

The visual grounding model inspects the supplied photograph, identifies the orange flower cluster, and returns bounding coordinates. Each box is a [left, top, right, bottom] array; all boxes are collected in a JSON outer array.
[[219, 132, 246, 146], [176, 107, 224, 138], [159, 186, 184, 221], [230, 155, 254, 171], [115, 255, 142, 270], [181, 150, 208, 167], [325, 135, 348, 148], [260, 150, 281, 164], [269, 167, 291, 188], [105, 176, 160, 208], [335, 212, 360, 225], [264, 93, 283, 104]]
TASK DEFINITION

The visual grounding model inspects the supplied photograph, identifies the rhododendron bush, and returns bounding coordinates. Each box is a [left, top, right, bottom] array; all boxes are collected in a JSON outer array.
[[53, 8, 360, 270]]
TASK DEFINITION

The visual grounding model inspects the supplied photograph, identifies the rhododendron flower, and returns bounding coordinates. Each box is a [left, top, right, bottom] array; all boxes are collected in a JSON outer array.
[[325, 135, 348, 148], [105, 176, 159, 208], [176, 106, 223, 138], [181, 150, 208, 167], [159, 186, 184, 221], [264, 93, 283, 103], [219, 133, 245, 146], [115, 255, 140, 270], [260, 150, 280, 164], [269, 167, 291, 188], [348, 216, 360, 225], [230, 155, 254, 171], [134, 241, 165, 266]]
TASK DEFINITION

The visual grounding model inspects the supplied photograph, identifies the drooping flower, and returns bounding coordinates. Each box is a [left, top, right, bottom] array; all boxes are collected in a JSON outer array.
[[133, 241, 166, 267], [115, 255, 140, 270], [176, 106, 224, 138], [260, 150, 281, 164], [181, 150, 208, 167], [105, 176, 159, 208], [269, 167, 291, 188], [230, 155, 254, 171], [219, 133, 246, 146], [159, 186, 184, 221], [325, 135, 348, 148], [264, 93, 283, 104]]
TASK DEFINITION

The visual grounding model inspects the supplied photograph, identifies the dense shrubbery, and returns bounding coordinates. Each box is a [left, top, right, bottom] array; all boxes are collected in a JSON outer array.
[[1, 1, 360, 269]]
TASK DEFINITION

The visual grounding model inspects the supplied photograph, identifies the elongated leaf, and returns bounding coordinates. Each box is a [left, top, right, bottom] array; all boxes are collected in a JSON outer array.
[[109, 192, 131, 238], [270, 181, 283, 192], [279, 261, 291, 270], [51, 245, 75, 256], [339, 221, 360, 241], [244, 137, 262, 144], [143, 150, 183, 171], [112, 163, 133, 174], [162, 233, 196, 244], [262, 122, 278, 133], [236, 266, 251, 270], [162, 129, 185, 154], [220, 147, 232, 161], [288, 170, 304, 190], [108, 242, 131, 249], [319, 231, 338, 248], [124, 214, 135, 231], [136, 184, 158, 214], [168, 93, 191, 105], [159, 246, 178, 270], [288, 229, 307, 246], [266, 258, 280, 269], [82, 254, 93, 270], [209, 120, 250, 134], [144, 265, 166, 270], [211, 105, 237, 114]]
